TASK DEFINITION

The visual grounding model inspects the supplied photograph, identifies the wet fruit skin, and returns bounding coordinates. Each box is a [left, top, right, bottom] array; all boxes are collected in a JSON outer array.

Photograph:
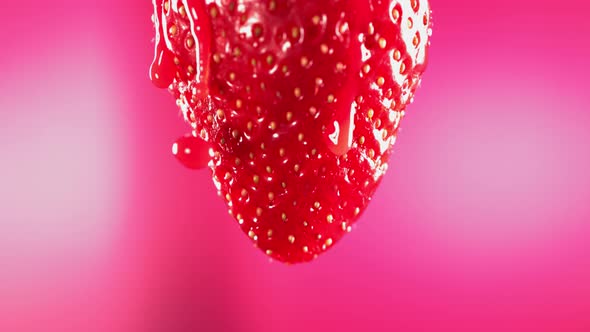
[[151, 0, 432, 263]]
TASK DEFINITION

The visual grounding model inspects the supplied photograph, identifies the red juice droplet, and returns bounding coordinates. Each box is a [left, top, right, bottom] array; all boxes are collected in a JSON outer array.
[[172, 134, 211, 170]]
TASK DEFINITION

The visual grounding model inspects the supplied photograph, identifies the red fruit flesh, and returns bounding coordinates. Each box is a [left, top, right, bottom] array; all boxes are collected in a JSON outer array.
[[151, 0, 432, 263]]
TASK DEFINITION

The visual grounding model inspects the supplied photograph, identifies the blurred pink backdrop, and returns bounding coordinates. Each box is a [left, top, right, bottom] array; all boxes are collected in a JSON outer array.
[[1, 1, 590, 331]]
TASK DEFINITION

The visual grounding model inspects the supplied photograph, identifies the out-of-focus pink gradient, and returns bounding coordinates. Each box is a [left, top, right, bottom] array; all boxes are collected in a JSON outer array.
[[1, 1, 590, 331]]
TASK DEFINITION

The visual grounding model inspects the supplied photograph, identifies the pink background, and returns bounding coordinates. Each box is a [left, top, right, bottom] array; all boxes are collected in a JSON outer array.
[[1, 1, 590, 331]]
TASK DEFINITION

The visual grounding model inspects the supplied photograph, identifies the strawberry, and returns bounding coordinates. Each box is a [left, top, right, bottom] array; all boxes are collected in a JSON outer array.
[[150, 0, 432, 263]]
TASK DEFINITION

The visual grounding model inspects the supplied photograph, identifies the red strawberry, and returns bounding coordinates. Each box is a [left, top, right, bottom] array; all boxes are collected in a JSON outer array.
[[150, 0, 432, 263]]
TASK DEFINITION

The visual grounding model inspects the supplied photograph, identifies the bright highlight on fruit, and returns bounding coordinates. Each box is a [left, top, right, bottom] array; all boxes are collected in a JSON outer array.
[[150, 0, 432, 263]]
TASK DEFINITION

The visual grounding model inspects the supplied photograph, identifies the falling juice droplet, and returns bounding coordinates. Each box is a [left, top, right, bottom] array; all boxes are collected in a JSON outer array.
[[150, 0, 176, 88], [172, 134, 211, 170]]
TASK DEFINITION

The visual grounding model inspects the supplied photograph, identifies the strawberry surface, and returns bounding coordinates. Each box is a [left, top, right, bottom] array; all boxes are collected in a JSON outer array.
[[150, 0, 432, 263]]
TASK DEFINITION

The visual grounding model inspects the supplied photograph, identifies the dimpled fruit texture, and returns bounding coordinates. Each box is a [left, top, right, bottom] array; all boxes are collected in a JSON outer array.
[[150, 0, 432, 263]]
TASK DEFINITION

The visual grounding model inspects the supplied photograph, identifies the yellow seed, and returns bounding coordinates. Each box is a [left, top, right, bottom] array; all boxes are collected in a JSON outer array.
[[168, 24, 178, 36], [253, 175, 260, 183], [266, 54, 274, 65], [327, 214, 334, 223], [300, 56, 309, 67], [186, 37, 194, 48], [392, 8, 400, 22], [325, 238, 333, 246], [375, 118, 382, 128], [378, 37, 387, 49], [257, 208, 263, 216], [288, 235, 295, 244], [291, 26, 300, 39], [210, 6, 218, 17], [286, 111, 293, 122]]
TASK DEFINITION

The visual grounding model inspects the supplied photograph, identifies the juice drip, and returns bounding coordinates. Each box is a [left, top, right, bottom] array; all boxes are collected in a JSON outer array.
[[322, 7, 369, 157], [325, 102, 356, 156], [149, 0, 211, 96], [149, 0, 175, 88]]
